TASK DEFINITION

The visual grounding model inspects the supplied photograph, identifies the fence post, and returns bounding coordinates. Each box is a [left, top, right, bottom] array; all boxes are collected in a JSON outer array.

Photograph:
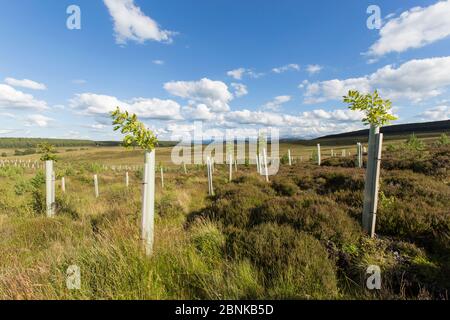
[[234, 159, 237, 172], [229, 154, 233, 182], [45, 160, 53, 217], [94, 174, 99, 198], [255, 154, 260, 173], [207, 157, 211, 195], [288, 149, 292, 166], [51, 171, 56, 206], [317, 144, 321, 166], [262, 148, 269, 182], [125, 171, 129, 188], [61, 177, 66, 193], [206, 156, 214, 196], [357, 142, 363, 168], [160, 167, 164, 189], [183, 162, 187, 174], [141, 150, 155, 256]]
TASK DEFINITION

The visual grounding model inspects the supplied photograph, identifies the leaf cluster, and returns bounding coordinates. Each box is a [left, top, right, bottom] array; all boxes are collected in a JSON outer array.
[[111, 107, 158, 151], [38, 142, 57, 161], [343, 90, 397, 127]]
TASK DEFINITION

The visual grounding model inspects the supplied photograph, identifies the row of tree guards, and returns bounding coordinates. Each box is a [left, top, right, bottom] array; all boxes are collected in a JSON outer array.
[[42, 142, 372, 219]]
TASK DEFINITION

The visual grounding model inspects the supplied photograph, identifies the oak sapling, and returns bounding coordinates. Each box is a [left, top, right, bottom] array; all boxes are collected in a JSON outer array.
[[343, 90, 397, 237], [111, 107, 158, 256]]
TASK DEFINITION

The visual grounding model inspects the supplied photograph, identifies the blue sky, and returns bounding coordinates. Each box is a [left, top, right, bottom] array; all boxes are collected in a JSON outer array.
[[0, 0, 449, 140]]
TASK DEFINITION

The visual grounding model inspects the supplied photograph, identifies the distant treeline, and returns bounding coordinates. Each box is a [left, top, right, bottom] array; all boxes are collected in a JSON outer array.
[[0, 138, 179, 149], [0, 138, 97, 148]]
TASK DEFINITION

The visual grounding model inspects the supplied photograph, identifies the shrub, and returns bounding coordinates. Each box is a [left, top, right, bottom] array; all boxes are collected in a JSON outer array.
[[280, 153, 289, 165], [203, 176, 275, 228], [270, 177, 299, 196], [251, 195, 361, 245], [405, 133, 425, 151], [227, 223, 338, 298]]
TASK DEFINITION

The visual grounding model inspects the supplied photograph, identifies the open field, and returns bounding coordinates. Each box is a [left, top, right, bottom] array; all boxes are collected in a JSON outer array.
[[0, 135, 449, 299]]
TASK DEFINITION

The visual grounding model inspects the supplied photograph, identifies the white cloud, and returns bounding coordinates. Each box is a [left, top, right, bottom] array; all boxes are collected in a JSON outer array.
[[303, 56, 450, 103], [0, 129, 15, 134], [25, 114, 53, 127], [418, 105, 450, 121], [231, 83, 248, 97], [227, 68, 264, 80], [164, 78, 233, 112], [227, 68, 246, 80], [91, 124, 107, 129], [262, 95, 291, 111], [368, 0, 450, 57], [0, 84, 48, 110], [183, 104, 217, 121], [152, 59, 164, 65], [306, 64, 323, 75], [4, 77, 46, 90], [225, 107, 362, 128], [70, 93, 182, 120], [272, 64, 300, 74], [103, 0, 175, 44]]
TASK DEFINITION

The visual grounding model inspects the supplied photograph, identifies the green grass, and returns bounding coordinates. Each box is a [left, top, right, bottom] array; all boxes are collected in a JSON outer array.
[[0, 138, 448, 300]]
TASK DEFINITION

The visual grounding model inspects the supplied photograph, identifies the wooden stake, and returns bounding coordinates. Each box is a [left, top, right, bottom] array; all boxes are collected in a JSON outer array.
[[262, 148, 269, 182], [228, 154, 233, 182], [61, 177, 66, 193], [317, 144, 321, 166], [94, 174, 99, 198]]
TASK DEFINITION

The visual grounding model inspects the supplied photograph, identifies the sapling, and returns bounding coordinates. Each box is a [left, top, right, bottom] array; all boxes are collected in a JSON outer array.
[[344, 90, 397, 237], [111, 107, 158, 256]]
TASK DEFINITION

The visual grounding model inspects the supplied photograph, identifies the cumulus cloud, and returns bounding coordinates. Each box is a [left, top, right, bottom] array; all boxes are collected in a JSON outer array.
[[182, 104, 217, 121], [164, 78, 233, 112], [417, 105, 450, 121], [0, 84, 48, 110], [70, 93, 182, 120], [4, 77, 47, 90], [302, 56, 450, 103], [103, 0, 175, 44], [262, 95, 291, 111], [227, 68, 263, 80], [306, 64, 323, 75], [368, 0, 450, 57], [227, 68, 246, 80], [225, 107, 363, 128], [272, 64, 300, 74], [25, 114, 54, 127], [231, 83, 248, 97]]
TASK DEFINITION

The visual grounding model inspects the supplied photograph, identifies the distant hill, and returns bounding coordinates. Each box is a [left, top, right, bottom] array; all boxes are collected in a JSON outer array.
[[280, 120, 450, 146], [314, 120, 450, 146]]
